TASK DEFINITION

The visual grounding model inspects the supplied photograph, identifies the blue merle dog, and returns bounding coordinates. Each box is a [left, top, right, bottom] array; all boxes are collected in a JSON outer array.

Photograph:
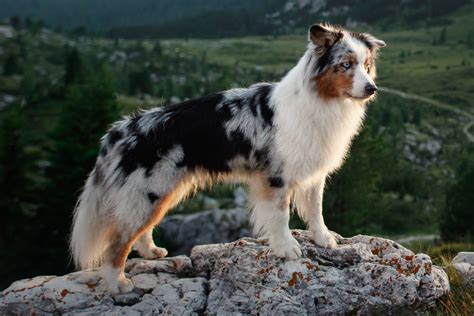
[[71, 24, 385, 293]]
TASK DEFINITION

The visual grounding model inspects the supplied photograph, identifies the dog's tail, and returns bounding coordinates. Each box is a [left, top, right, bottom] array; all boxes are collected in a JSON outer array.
[[70, 173, 110, 270]]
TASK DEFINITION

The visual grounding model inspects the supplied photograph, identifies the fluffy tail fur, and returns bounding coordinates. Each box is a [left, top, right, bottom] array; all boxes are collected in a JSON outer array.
[[70, 175, 110, 269]]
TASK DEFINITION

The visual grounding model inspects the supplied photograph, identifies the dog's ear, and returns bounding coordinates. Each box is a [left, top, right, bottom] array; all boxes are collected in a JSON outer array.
[[309, 24, 343, 49], [358, 33, 386, 50]]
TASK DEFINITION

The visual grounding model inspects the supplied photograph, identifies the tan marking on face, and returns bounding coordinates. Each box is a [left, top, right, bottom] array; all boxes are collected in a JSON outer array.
[[364, 50, 377, 78], [316, 68, 354, 100]]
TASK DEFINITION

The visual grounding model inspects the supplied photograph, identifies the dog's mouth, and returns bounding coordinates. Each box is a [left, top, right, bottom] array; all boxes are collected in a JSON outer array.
[[344, 92, 374, 100]]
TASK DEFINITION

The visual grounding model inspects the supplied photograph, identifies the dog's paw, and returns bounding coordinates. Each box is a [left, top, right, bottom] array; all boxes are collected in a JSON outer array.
[[118, 277, 134, 293], [312, 229, 337, 249], [138, 246, 168, 260], [270, 235, 302, 259], [109, 277, 134, 294]]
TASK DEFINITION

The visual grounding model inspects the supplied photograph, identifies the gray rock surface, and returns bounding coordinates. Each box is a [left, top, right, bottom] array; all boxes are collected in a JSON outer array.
[[452, 252, 474, 286], [1, 231, 449, 315]]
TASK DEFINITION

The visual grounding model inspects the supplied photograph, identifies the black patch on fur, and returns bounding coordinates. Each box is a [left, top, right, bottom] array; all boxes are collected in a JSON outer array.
[[117, 127, 170, 177], [114, 84, 276, 182], [254, 148, 270, 168], [147, 192, 160, 204], [116, 92, 252, 179], [217, 102, 233, 121], [108, 129, 123, 147], [249, 92, 259, 117], [258, 85, 274, 126], [352, 33, 373, 50], [316, 47, 334, 74], [228, 130, 252, 157], [248, 84, 274, 127], [268, 176, 284, 188], [127, 115, 141, 134]]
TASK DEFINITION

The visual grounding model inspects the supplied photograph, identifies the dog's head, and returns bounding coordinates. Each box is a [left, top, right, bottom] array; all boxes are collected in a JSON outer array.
[[308, 24, 386, 102]]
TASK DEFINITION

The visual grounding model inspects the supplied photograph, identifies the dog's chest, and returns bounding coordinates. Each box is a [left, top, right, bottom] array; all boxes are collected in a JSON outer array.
[[275, 100, 366, 181]]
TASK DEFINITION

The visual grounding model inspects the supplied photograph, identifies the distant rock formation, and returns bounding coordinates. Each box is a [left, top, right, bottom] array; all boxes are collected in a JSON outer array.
[[0, 231, 449, 315], [158, 207, 251, 255]]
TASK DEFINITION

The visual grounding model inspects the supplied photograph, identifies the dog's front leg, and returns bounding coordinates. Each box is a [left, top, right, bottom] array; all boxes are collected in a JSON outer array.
[[249, 178, 301, 259], [294, 177, 337, 249]]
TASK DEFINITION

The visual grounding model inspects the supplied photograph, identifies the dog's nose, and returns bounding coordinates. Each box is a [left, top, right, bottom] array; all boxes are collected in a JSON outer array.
[[365, 84, 377, 95]]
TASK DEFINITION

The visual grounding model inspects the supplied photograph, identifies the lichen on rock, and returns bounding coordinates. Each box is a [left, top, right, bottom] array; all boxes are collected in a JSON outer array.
[[0, 230, 449, 315]]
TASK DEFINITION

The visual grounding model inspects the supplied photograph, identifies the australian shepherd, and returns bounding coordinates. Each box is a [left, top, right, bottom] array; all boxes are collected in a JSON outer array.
[[70, 24, 386, 293]]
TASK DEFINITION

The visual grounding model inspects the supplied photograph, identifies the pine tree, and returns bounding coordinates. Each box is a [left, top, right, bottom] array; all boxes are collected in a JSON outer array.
[[129, 70, 153, 95], [64, 48, 84, 86], [3, 55, 19, 75], [10, 16, 21, 29], [0, 104, 26, 249], [44, 67, 119, 271], [439, 27, 447, 44], [440, 159, 474, 241]]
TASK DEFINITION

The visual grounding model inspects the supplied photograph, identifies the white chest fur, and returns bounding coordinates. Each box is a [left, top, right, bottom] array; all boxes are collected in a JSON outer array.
[[272, 76, 366, 184]]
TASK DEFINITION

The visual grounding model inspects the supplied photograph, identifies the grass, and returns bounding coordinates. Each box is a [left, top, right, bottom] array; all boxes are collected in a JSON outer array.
[[436, 256, 473, 315]]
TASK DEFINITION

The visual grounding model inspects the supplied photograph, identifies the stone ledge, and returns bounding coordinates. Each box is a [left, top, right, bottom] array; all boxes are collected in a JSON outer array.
[[0, 230, 450, 315]]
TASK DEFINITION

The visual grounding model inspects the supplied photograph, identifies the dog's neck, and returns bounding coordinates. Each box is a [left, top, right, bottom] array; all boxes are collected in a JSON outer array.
[[271, 49, 368, 180]]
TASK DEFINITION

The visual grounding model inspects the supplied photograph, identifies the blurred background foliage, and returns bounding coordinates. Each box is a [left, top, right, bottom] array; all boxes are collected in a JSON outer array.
[[0, 0, 473, 290]]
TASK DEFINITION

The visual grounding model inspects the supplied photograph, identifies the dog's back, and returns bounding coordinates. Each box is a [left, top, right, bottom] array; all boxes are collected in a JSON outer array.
[[71, 83, 280, 293]]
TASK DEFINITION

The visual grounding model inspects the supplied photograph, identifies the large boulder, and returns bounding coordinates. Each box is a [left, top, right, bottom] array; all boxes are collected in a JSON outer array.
[[158, 207, 251, 255], [452, 252, 474, 287], [0, 231, 449, 315]]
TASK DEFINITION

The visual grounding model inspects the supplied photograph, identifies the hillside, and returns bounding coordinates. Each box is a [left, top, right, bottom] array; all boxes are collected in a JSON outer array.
[[0, 0, 285, 31], [0, 0, 471, 38]]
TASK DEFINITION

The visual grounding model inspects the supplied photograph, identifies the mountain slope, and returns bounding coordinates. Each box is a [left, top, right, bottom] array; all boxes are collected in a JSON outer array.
[[0, 0, 285, 31], [1, 0, 470, 37]]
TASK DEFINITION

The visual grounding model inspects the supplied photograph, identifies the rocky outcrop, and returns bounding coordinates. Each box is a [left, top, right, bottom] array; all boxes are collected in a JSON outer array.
[[452, 252, 474, 287], [0, 231, 450, 315]]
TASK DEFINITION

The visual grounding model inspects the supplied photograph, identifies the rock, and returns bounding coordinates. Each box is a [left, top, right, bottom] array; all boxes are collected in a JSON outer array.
[[192, 231, 449, 314], [158, 207, 251, 255], [452, 252, 474, 286], [0, 231, 449, 315], [0, 256, 206, 315]]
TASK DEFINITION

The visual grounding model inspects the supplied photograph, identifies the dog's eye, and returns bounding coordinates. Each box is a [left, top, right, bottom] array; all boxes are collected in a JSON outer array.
[[341, 62, 351, 69]]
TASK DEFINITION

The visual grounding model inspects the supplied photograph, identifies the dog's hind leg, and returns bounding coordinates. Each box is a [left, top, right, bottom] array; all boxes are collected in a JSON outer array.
[[100, 176, 193, 293], [134, 228, 168, 260], [101, 203, 172, 294], [293, 176, 337, 249], [249, 175, 301, 259]]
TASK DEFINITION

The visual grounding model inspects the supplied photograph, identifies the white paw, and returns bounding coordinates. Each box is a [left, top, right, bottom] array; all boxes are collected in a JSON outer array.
[[138, 246, 168, 260], [312, 229, 337, 249], [270, 235, 302, 259], [118, 277, 134, 293], [109, 277, 134, 294]]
